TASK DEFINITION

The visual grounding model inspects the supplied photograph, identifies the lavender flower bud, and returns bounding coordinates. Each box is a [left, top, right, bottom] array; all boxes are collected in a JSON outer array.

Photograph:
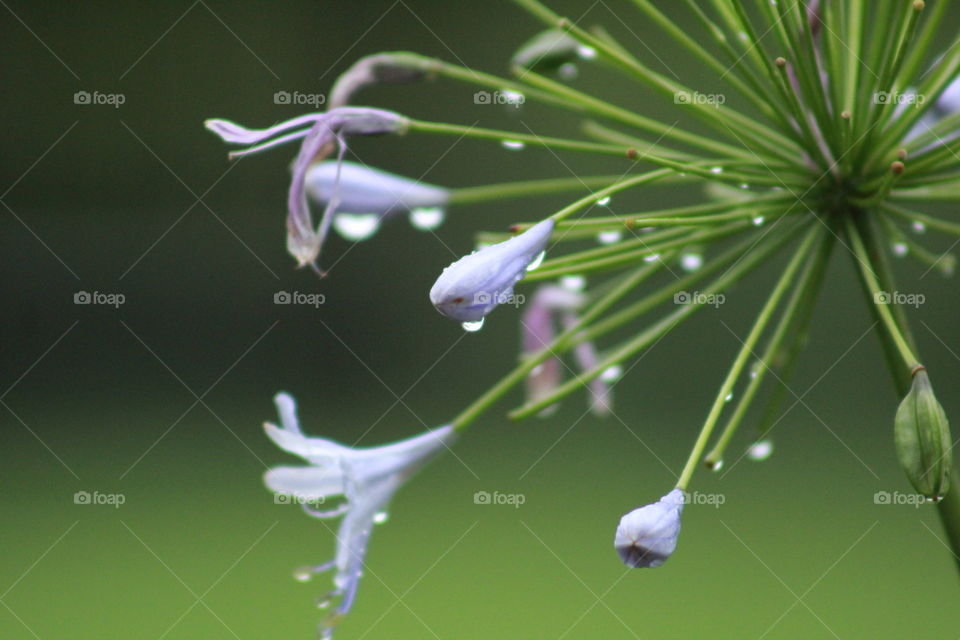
[[615, 489, 684, 568], [895, 367, 953, 500], [304, 161, 449, 238], [430, 219, 554, 323], [329, 52, 431, 108]]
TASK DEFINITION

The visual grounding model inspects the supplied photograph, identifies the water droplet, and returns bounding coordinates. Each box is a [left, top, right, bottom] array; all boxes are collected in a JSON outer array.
[[530, 364, 544, 376], [501, 140, 526, 150], [680, 253, 703, 272], [600, 364, 622, 382], [747, 439, 774, 461], [526, 250, 546, 271], [911, 220, 926, 234], [738, 31, 749, 42], [597, 196, 612, 206], [724, 392, 734, 402], [577, 45, 597, 60], [333, 213, 381, 241], [293, 566, 315, 582], [501, 89, 525, 105], [409, 207, 445, 231], [373, 511, 389, 524], [708, 459, 724, 472], [939, 255, 956, 277], [560, 275, 586, 291], [597, 230, 622, 245], [892, 242, 908, 257], [462, 319, 485, 332], [558, 63, 578, 80], [752, 216, 766, 226], [316, 596, 333, 610], [643, 253, 661, 263], [749, 360, 763, 379], [739, 183, 750, 190], [710, 166, 724, 174]]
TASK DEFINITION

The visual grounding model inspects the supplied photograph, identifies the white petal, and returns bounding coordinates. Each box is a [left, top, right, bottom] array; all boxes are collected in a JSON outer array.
[[264, 465, 345, 500]]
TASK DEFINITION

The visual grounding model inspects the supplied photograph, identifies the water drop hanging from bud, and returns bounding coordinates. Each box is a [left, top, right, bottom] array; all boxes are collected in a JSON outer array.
[[597, 230, 622, 245], [373, 511, 389, 524], [501, 140, 526, 150], [333, 213, 381, 241], [462, 319, 485, 332], [409, 207, 445, 231]]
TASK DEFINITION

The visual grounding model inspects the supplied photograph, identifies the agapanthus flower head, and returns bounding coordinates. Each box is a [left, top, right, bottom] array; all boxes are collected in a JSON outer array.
[[205, 107, 408, 273], [522, 284, 612, 416], [328, 52, 431, 108], [615, 489, 684, 569], [262, 392, 455, 634], [304, 160, 450, 240], [430, 218, 554, 324]]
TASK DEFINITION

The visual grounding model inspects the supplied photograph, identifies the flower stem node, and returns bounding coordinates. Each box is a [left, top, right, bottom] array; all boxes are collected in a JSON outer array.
[[615, 488, 684, 568], [895, 367, 953, 501], [430, 218, 554, 322]]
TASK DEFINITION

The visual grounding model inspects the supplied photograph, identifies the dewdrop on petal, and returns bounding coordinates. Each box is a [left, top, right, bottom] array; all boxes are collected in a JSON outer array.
[[615, 489, 684, 568], [430, 218, 554, 323]]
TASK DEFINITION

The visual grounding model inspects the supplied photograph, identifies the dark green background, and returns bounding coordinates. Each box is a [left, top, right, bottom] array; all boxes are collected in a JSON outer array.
[[2, 1, 960, 638]]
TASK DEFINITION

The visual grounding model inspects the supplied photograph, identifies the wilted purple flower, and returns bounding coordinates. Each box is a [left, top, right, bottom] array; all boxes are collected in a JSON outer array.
[[205, 107, 409, 273], [262, 392, 455, 634], [304, 161, 450, 240], [328, 52, 431, 108], [430, 218, 554, 323], [615, 489, 684, 568], [522, 285, 612, 416]]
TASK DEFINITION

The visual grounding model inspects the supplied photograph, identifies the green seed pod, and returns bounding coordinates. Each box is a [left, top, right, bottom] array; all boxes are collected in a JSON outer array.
[[894, 367, 953, 500]]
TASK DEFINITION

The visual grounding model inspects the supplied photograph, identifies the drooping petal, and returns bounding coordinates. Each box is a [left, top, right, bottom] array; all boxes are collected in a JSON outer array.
[[264, 464, 346, 501], [328, 52, 431, 109]]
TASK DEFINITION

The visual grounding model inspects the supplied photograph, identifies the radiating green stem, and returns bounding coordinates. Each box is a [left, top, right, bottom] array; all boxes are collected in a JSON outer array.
[[509, 221, 805, 419], [448, 175, 653, 205], [676, 225, 821, 490]]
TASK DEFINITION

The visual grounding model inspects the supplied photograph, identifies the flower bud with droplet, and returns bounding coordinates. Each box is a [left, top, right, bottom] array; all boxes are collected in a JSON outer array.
[[895, 367, 953, 500], [430, 218, 554, 322]]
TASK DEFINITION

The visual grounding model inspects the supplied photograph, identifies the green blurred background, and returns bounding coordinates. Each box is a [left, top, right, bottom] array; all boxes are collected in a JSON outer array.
[[3, 1, 960, 638]]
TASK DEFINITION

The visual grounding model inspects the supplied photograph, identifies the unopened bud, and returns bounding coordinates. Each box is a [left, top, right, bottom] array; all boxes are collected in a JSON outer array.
[[894, 367, 952, 500]]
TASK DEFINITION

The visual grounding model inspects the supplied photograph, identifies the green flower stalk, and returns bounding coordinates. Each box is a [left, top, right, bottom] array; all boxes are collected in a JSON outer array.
[[206, 0, 960, 634]]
